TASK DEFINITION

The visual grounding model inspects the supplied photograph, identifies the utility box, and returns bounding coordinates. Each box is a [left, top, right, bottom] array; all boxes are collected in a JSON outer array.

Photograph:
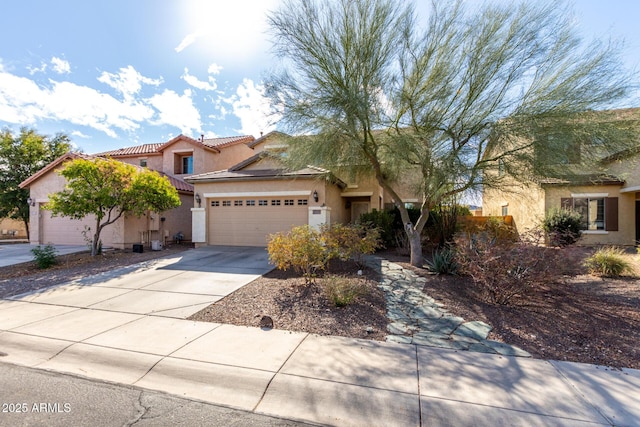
[[132, 244, 144, 253], [151, 240, 162, 251]]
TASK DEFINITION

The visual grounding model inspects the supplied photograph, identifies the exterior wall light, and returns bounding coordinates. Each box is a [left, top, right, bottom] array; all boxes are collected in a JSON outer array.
[[195, 193, 202, 208], [312, 190, 319, 203], [27, 197, 35, 206]]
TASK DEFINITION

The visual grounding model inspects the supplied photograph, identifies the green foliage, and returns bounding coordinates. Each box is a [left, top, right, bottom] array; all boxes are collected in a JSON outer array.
[[267, 225, 331, 283], [267, 0, 636, 267], [0, 128, 72, 238], [46, 158, 181, 256], [584, 247, 633, 277], [31, 244, 58, 269], [542, 208, 583, 246], [359, 209, 395, 248], [322, 223, 381, 267], [324, 275, 368, 307], [426, 247, 458, 275]]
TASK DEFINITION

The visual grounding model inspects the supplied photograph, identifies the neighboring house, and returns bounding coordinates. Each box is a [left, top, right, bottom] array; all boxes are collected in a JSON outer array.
[[185, 132, 421, 247], [19, 134, 256, 248], [483, 109, 640, 246], [0, 217, 27, 238]]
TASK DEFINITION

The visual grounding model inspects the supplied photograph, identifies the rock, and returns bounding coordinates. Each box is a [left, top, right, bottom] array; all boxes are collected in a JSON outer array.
[[385, 335, 413, 344], [453, 321, 493, 340], [387, 322, 411, 335]]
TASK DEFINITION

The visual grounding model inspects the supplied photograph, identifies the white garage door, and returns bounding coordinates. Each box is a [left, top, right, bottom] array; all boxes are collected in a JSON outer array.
[[208, 197, 309, 246], [39, 208, 96, 245]]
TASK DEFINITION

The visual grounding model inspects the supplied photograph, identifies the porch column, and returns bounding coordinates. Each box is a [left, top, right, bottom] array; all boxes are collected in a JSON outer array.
[[191, 207, 206, 245], [308, 206, 331, 230]]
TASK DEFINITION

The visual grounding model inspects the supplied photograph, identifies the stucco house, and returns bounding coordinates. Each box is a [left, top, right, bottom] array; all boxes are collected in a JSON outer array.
[[19, 134, 256, 248], [483, 109, 640, 246], [185, 131, 421, 247]]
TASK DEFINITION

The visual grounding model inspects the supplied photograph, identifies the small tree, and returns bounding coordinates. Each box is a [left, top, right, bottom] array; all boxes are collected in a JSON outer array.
[[0, 128, 71, 238], [46, 158, 181, 256]]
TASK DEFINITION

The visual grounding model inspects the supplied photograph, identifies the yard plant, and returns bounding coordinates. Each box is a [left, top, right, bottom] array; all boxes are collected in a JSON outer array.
[[584, 246, 633, 277]]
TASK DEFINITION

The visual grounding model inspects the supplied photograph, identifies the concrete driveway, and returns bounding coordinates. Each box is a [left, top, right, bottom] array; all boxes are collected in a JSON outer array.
[[4, 245, 272, 318], [0, 243, 88, 268]]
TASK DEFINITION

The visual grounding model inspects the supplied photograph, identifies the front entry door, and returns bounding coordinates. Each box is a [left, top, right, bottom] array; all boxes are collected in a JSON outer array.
[[352, 202, 370, 223]]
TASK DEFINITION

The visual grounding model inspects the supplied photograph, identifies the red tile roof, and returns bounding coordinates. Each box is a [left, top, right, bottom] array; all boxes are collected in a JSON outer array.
[[95, 143, 163, 157], [202, 135, 255, 149]]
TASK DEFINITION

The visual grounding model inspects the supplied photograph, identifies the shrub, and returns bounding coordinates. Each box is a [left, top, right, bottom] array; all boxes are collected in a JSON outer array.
[[267, 225, 332, 283], [322, 223, 381, 267], [359, 209, 394, 248], [324, 274, 368, 307], [542, 208, 582, 246], [31, 244, 58, 269], [426, 246, 458, 275], [584, 246, 633, 277], [455, 229, 565, 305]]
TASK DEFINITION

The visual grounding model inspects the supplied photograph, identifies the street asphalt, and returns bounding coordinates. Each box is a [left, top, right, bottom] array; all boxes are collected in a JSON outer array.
[[1, 246, 639, 426]]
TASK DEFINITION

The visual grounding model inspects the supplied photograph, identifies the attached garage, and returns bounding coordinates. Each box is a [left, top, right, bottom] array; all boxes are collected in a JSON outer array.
[[207, 194, 310, 246], [39, 206, 98, 245]]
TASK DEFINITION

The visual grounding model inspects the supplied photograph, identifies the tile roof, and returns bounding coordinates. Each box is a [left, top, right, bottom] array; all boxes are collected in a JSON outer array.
[[95, 143, 163, 157], [185, 167, 330, 183], [539, 174, 625, 186], [201, 135, 255, 149], [159, 173, 194, 193]]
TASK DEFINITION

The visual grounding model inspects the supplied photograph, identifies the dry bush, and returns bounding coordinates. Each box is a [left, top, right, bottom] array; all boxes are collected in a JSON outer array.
[[455, 229, 567, 305]]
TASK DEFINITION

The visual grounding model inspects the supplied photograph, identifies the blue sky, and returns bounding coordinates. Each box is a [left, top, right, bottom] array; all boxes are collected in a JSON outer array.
[[1, 0, 639, 154]]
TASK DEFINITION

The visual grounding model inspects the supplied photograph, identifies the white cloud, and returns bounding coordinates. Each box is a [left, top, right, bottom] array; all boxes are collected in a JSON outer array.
[[51, 57, 71, 74], [0, 64, 204, 139], [98, 65, 162, 99], [175, 33, 199, 53], [182, 67, 218, 91], [27, 62, 47, 75], [148, 89, 201, 135], [208, 63, 223, 75], [71, 130, 90, 138], [229, 78, 278, 136]]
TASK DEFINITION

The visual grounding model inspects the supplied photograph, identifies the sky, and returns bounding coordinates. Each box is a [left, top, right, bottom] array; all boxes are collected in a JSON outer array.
[[1, 0, 639, 154]]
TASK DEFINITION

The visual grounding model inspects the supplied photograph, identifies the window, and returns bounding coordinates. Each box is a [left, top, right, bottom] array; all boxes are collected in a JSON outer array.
[[561, 196, 617, 231], [501, 205, 508, 216], [246, 200, 255, 206], [234, 200, 243, 206], [182, 156, 193, 174], [284, 199, 294, 206], [211, 201, 220, 207], [259, 200, 268, 206], [140, 159, 148, 167], [271, 200, 281, 206], [222, 200, 231, 207], [573, 198, 605, 230], [297, 199, 308, 206]]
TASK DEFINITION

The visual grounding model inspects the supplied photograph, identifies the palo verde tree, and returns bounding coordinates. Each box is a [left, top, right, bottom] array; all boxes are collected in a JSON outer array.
[[46, 158, 181, 256], [266, 0, 638, 266], [0, 128, 72, 239]]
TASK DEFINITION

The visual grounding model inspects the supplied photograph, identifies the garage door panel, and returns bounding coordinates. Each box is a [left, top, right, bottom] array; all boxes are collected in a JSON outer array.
[[40, 209, 96, 245], [208, 198, 308, 246]]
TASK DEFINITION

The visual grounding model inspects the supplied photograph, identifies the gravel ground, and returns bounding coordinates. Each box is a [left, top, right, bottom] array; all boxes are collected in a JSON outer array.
[[2, 244, 638, 369]]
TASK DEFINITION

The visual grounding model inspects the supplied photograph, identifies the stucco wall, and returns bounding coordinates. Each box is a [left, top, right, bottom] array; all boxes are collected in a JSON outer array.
[[544, 184, 635, 246], [0, 217, 27, 238], [482, 182, 546, 234]]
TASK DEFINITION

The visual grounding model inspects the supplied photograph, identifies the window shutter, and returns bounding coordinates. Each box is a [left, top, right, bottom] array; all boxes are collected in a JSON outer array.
[[560, 198, 573, 209], [605, 197, 618, 231]]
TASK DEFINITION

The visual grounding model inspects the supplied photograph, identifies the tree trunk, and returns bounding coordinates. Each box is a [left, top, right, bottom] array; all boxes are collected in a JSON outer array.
[[91, 220, 101, 256], [408, 229, 423, 267], [23, 218, 30, 241]]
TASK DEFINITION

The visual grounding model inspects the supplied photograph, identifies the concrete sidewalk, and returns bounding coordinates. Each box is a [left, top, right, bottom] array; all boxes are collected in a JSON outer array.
[[1, 247, 639, 426]]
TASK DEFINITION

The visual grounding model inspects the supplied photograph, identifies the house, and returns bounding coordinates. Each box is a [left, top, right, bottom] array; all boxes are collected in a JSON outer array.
[[20, 131, 423, 248], [483, 108, 640, 246], [19, 134, 256, 248], [0, 217, 27, 239], [184, 131, 420, 247]]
